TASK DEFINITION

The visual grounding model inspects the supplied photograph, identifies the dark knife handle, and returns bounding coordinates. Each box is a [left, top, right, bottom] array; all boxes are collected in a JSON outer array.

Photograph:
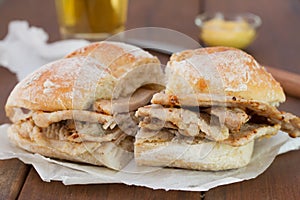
[[265, 66, 300, 99]]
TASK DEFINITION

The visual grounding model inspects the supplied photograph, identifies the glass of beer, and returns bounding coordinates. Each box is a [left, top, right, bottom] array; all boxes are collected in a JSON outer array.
[[55, 0, 128, 40]]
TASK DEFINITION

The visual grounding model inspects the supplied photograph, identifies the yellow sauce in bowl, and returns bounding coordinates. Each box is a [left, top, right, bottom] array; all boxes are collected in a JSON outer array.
[[200, 18, 256, 49]]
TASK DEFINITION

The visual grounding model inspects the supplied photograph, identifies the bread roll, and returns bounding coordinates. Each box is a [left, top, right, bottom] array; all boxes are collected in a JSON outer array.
[[5, 41, 165, 170], [135, 47, 300, 171], [165, 47, 285, 106], [6, 41, 164, 116]]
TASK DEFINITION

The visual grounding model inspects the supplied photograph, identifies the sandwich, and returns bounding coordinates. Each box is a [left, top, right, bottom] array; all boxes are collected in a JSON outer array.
[[5, 41, 165, 170], [135, 47, 300, 171]]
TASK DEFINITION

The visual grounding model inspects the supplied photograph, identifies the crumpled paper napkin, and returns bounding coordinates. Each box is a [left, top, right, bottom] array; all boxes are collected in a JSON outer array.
[[0, 20, 89, 80]]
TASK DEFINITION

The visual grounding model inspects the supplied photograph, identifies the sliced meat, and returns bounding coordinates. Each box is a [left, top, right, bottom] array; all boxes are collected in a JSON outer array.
[[6, 107, 33, 123], [10, 120, 133, 156], [222, 123, 281, 146], [42, 120, 126, 143], [280, 112, 300, 137], [136, 105, 229, 141], [32, 110, 116, 129], [137, 106, 280, 146], [135, 128, 175, 144], [139, 117, 178, 131], [151, 93, 283, 120], [137, 123, 280, 147], [204, 107, 249, 131], [94, 87, 158, 115], [113, 112, 139, 136], [12, 118, 35, 140], [151, 92, 300, 137]]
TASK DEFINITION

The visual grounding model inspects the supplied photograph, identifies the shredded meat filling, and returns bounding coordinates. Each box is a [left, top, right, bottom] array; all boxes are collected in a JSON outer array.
[[41, 120, 127, 143], [136, 102, 290, 146], [280, 112, 300, 137], [223, 123, 281, 146], [94, 87, 158, 115], [136, 105, 229, 141], [151, 93, 300, 137], [32, 110, 116, 129], [203, 107, 249, 132]]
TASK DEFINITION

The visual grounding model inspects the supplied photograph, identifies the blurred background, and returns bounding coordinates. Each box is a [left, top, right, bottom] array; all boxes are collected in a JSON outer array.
[[0, 0, 299, 74]]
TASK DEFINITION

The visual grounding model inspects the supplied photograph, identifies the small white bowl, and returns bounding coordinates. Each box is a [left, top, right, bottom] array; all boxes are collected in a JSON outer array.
[[195, 12, 262, 49]]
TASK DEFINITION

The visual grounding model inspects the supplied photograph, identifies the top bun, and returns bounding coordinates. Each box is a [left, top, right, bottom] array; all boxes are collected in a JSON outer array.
[[6, 41, 164, 117], [165, 47, 285, 105]]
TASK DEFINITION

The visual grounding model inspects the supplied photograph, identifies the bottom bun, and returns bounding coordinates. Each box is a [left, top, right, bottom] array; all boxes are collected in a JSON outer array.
[[134, 129, 254, 171], [8, 124, 133, 170]]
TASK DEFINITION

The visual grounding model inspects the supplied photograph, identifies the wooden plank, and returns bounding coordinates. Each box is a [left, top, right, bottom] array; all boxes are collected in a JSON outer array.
[[0, 159, 30, 200], [18, 168, 110, 200], [205, 150, 300, 200], [0, 67, 18, 124], [106, 184, 202, 200], [18, 168, 201, 200]]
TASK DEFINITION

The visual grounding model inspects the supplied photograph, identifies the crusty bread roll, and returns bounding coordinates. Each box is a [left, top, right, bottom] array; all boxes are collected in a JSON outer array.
[[5, 41, 165, 170], [135, 46, 300, 171], [6, 41, 164, 116], [165, 47, 285, 106]]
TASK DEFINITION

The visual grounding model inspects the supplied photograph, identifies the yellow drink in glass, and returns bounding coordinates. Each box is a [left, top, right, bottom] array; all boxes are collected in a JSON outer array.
[[55, 0, 128, 40]]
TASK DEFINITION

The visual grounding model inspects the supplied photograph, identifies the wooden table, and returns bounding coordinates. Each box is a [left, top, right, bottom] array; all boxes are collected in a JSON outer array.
[[1, 0, 300, 199]]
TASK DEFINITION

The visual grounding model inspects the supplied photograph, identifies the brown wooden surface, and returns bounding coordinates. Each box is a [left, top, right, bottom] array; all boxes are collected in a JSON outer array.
[[0, 0, 300, 199], [0, 159, 29, 200], [18, 168, 202, 200], [205, 150, 300, 200]]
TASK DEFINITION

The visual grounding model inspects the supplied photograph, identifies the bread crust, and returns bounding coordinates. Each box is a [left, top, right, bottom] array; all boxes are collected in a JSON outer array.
[[65, 41, 160, 78], [134, 129, 254, 171], [5, 41, 164, 118], [165, 47, 285, 105], [5, 57, 113, 114]]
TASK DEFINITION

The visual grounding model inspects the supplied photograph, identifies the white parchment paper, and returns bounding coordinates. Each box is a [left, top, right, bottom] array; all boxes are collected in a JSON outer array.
[[1, 124, 299, 191]]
